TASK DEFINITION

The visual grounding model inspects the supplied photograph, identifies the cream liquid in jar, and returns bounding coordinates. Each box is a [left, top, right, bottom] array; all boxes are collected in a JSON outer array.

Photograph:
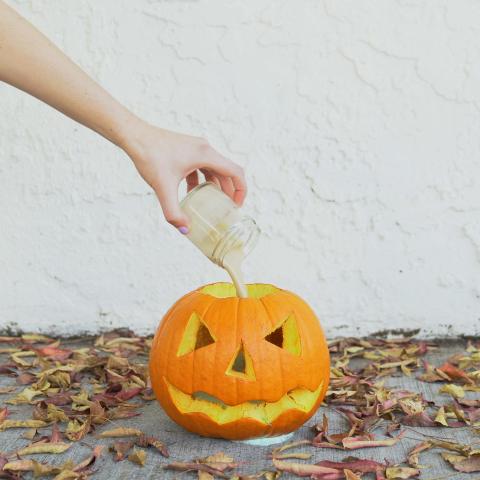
[[180, 183, 256, 298]]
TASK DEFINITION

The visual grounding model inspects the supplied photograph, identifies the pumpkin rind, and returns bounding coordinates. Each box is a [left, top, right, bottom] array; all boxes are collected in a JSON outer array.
[[149, 283, 330, 440]]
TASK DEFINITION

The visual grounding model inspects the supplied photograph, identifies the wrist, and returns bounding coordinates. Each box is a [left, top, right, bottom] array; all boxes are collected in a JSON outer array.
[[107, 109, 147, 155]]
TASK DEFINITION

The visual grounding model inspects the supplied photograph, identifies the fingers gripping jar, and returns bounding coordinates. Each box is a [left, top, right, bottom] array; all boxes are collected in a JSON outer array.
[[179, 182, 259, 298]]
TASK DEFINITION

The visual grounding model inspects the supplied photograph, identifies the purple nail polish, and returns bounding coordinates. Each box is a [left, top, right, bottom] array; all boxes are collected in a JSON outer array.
[[178, 226, 189, 235]]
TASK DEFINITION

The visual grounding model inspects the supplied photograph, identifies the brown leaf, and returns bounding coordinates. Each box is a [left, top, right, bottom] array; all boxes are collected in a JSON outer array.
[[407, 441, 432, 467], [97, 426, 143, 438], [166, 461, 230, 478], [128, 448, 146, 466], [73, 445, 104, 472], [342, 431, 404, 450], [439, 384, 465, 398], [442, 453, 480, 473], [3, 459, 38, 472], [273, 452, 312, 460], [135, 434, 169, 457], [65, 418, 91, 441], [7, 386, 44, 404], [199, 452, 237, 471], [17, 441, 71, 455], [344, 469, 362, 480], [0, 386, 17, 394], [272, 459, 341, 477], [434, 406, 449, 426], [16, 372, 36, 385], [21, 333, 53, 343], [109, 441, 134, 461], [317, 458, 385, 473], [115, 387, 143, 401], [21, 428, 37, 440], [88, 401, 107, 424], [438, 362, 473, 384], [430, 439, 471, 455], [10, 351, 34, 367], [385, 466, 420, 479], [198, 472, 214, 480], [45, 392, 73, 406], [401, 412, 436, 427], [35, 345, 73, 361], [0, 419, 47, 430], [0, 407, 8, 422]]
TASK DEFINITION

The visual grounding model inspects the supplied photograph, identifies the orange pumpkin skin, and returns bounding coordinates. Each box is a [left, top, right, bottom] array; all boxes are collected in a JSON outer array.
[[149, 283, 330, 440]]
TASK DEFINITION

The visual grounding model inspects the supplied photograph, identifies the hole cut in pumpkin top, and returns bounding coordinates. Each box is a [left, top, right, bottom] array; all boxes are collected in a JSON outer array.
[[200, 283, 279, 299]]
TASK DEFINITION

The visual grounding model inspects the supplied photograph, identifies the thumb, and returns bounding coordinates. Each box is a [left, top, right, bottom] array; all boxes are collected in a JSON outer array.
[[155, 182, 190, 233]]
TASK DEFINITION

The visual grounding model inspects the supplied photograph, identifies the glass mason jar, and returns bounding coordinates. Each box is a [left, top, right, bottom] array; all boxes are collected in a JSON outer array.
[[179, 182, 259, 267]]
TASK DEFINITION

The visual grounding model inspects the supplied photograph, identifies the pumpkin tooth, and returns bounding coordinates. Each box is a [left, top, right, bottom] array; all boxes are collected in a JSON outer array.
[[166, 380, 323, 425]]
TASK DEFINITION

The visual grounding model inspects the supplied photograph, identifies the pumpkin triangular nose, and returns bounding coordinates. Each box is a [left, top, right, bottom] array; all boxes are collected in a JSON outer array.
[[226, 341, 256, 381]]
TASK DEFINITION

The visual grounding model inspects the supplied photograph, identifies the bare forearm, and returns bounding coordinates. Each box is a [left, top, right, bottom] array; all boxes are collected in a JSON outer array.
[[0, 1, 246, 231], [0, 0, 135, 148]]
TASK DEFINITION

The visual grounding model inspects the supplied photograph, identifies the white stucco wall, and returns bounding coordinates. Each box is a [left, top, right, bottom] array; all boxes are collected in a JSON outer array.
[[1, 0, 480, 338]]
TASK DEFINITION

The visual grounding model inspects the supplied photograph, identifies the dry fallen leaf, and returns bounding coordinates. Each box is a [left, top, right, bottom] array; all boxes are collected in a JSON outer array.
[[342, 431, 405, 450], [135, 433, 169, 457], [199, 452, 238, 471], [439, 384, 465, 399], [442, 452, 480, 473], [97, 427, 143, 438], [198, 472, 214, 480], [344, 469, 362, 480], [128, 447, 147, 466], [17, 441, 72, 455], [109, 440, 134, 461], [272, 459, 340, 477], [0, 419, 47, 430], [385, 466, 420, 479]]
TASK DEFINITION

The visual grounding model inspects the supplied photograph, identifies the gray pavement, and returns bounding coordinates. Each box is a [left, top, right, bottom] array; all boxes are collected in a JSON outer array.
[[0, 340, 478, 479]]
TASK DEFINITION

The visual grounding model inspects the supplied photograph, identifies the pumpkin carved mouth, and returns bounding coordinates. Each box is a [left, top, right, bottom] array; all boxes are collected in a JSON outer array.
[[165, 378, 323, 425]]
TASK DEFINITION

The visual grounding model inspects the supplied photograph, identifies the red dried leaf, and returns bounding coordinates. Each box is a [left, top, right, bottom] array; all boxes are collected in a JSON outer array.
[[15, 372, 36, 385], [273, 459, 342, 478], [0, 363, 18, 376], [50, 423, 63, 443], [109, 441, 134, 461], [401, 412, 436, 427], [444, 454, 480, 473], [438, 362, 473, 384], [115, 387, 143, 401], [135, 434, 169, 457], [166, 462, 230, 478], [44, 392, 72, 406], [317, 458, 385, 473], [342, 431, 405, 450], [0, 407, 8, 422], [74, 445, 104, 472], [34, 345, 72, 361]]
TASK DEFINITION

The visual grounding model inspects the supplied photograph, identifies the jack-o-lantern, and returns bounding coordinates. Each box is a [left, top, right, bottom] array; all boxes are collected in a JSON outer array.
[[149, 283, 330, 440]]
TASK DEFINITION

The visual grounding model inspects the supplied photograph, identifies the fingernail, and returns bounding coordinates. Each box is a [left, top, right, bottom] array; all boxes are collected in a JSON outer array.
[[178, 226, 189, 235]]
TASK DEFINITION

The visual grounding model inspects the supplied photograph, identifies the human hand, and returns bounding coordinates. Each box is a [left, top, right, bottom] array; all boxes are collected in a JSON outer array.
[[0, 1, 246, 234], [123, 120, 247, 233]]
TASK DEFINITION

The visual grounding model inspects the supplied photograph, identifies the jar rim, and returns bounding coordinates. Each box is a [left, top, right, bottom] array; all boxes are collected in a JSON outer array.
[[211, 217, 260, 266]]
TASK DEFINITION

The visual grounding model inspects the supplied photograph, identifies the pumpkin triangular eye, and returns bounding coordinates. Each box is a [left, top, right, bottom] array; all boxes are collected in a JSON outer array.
[[177, 312, 215, 356], [264, 314, 301, 356]]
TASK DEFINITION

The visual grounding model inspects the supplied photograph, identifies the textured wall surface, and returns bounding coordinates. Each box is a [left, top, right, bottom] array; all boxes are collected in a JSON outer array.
[[1, 0, 480, 337]]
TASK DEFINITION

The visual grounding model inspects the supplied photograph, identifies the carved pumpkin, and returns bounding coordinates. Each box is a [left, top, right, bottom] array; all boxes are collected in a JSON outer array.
[[149, 283, 330, 440]]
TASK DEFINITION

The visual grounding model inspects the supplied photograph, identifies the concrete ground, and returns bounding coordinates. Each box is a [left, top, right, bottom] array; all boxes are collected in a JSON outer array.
[[0, 339, 478, 479]]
